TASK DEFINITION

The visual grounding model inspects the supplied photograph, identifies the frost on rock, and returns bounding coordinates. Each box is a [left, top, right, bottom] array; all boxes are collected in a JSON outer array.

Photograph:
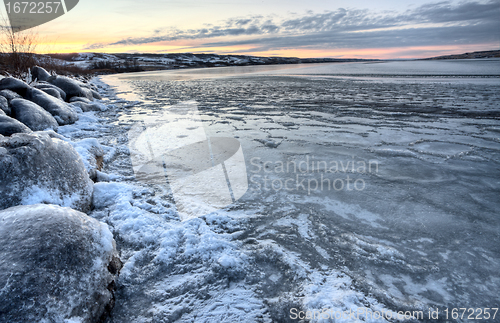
[[0, 115, 32, 136], [30, 66, 52, 82], [10, 98, 59, 131], [34, 82, 67, 101], [0, 204, 119, 323], [26, 88, 79, 125], [0, 96, 9, 115], [0, 132, 93, 212], [0, 77, 30, 97], [0, 89, 22, 102], [47, 75, 93, 101], [71, 138, 105, 181]]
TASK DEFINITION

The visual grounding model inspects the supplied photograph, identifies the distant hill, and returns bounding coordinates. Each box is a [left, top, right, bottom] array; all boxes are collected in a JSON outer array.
[[5, 49, 498, 77], [52, 52, 377, 68], [421, 50, 500, 60], [0, 51, 380, 76], [30, 53, 378, 74]]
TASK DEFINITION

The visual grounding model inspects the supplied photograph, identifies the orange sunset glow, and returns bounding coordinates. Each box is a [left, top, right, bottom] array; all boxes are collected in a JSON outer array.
[[3, 0, 497, 59]]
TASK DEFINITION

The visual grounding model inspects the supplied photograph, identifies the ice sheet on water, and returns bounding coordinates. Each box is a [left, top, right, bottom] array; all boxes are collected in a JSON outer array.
[[91, 182, 270, 322], [93, 64, 500, 321], [274, 213, 314, 240], [253, 240, 401, 322]]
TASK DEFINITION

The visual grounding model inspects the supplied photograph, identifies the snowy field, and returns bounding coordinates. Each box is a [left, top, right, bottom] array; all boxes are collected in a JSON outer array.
[[87, 59, 500, 322]]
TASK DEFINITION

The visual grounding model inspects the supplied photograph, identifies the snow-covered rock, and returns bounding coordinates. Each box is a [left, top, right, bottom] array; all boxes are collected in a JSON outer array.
[[70, 96, 92, 103], [0, 95, 9, 115], [26, 88, 78, 125], [0, 115, 32, 136], [47, 75, 93, 101], [0, 89, 22, 101], [0, 132, 93, 212], [82, 88, 94, 100], [0, 77, 30, 97], [91, 89, 102, 100], [35, 82, 67, 101], [10, 98, 59, 131], [39, 86, 64, 100], [31, 65, 51, 82], [0, 204, 121, 323], [71, 138, 104, 181], [71, 101, 106, 112]]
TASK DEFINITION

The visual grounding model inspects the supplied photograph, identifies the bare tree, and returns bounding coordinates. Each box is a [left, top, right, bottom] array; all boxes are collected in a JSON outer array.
[[0, 14, 39, 78]]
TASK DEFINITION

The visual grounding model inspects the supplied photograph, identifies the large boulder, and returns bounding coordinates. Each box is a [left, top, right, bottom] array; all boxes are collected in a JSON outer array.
[[35, 82, 67, 101], [47, 75, 93, 101], [0, 204, 121, 323], [39, 86, 64, 100], [26, 88, 78, 125], [0, 95, 9, 115], [0, 132, 93, 212], [31, 65, 51, 81], [0, 89, 22, 102], [0, 77, 31, 96], [0, 115, 32, 136], [11, 98, 59, 131]]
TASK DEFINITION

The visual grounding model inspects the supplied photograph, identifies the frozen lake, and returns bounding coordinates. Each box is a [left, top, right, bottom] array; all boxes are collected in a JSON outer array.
[[97, 59, 500, 322]]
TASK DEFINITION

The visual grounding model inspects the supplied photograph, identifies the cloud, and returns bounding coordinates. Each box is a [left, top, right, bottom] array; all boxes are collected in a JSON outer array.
[[200, 22, 498, 52], [85, 0, 500, 51]]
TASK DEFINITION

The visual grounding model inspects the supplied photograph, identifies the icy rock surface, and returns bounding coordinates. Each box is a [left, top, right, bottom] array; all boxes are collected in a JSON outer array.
[[0, 89, 22, 102], [91, 89, 102, 100], [31, 65, 51, 82], [0, 77, 30, 97], [0, 132, 93, 212], [48, 75, 93, 101], [0, 204, 118, 323], [26, 88, 78, 125], [35, 82, 67, 101], [0, 115, 32, 136], [71, 101, 106, 112], [0, 96, 9, 115], [71, 138, 105, 181], [39, 86, 64, 100], [70, 96, 92, 103], [10, 98, 59, 131]]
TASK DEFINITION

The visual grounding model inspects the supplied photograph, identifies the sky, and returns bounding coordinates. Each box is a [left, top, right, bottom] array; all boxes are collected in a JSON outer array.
[[1, 0, 499, 58]]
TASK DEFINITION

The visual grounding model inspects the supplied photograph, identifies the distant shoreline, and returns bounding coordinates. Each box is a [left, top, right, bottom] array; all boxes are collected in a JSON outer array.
[[49, 49, 500, 76], [420, 49, 500, 60], [1, 49, 498, 78]]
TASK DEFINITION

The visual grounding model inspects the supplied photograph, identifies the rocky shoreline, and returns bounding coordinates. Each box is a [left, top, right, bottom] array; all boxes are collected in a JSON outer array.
[[0, 66, 122, 323]]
